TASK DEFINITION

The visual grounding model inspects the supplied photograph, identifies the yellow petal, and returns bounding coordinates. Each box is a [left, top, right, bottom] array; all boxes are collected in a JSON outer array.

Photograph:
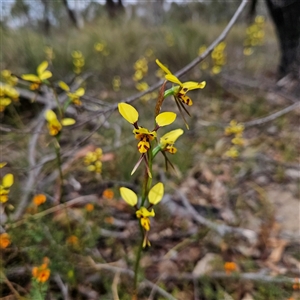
[[148, 182, 164, 205], [37, 61, 49, 76], [155, 59, 172, 75], [155, 112, 176, 127], [160, 129, 184, 145], [39, 70, 52, 80], [136, 207, 155, 218], [118, 103, 139, 124], [75, 87, 85, 96], [59, 81, 70, 91], [45, 110, 57, 122], [2, 173, 14, 188], [119, 187, 138, 206], [61, 118, 76, 126], [21, 74, 40, 82], [165, 74, 182, 86], [181, 81, 206, 91], [0, 98, 11, 106]]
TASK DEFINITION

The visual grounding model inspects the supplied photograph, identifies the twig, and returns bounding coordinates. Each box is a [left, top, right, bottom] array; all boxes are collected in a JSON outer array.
[[7, 194, 98, 228], [160, 271, 295, 284], [12, 101, 54, 221], [54, 274, 70, 300], [112, 271, 121, 300], [178, 191, 258, 244], [88, 258, 178, 300], [244, 101, 300, 127]]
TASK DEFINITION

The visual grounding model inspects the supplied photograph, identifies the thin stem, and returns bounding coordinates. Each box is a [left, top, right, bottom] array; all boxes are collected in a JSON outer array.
[[54, 138, 64, 201], [133, 225, 144, 297]]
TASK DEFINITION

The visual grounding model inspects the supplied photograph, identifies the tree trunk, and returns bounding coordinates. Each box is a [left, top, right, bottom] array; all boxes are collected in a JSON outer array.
[[62, 0, 83, 29], [265, 0, 300, 79]]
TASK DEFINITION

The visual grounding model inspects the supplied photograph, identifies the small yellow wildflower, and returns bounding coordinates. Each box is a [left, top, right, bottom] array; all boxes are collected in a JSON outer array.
[[94, 42, 106, 52], [225, 120, 245, 135], [0, 84, 19, 111], [44, 110, 75, 136], [0, 233, 11, 249], [135, 81, 149, 91], [59, 81, 85, 106], [32, 258, 51, 283], [44, 46, 55, 61], [21, 61, 52, 90], [0, 173, 14, 203], [225, 146, 239, 158], [72, 51, 85, 74], [231, 134, 245, 146], [1, 70, 18, 86], [33, 194, 46, 206], [84, 148, 103, 174], [112, 76, 121, 92]]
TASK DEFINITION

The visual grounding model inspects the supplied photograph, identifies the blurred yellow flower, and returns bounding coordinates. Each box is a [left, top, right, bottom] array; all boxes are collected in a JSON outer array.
[[59, 81, 85, 106], [1, 70, 18, 86], [225, 146, 239, 158], [0, 173, 14, 203], [85, 203, 94, 212], [84, 148, 103, 174], [44, 110, 75, 136], [225, 120, 244, 135], [21, 61, 52, 90]]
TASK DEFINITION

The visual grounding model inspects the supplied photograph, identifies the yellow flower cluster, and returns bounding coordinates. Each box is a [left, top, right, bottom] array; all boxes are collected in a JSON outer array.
[[225, 120, 245, 158], [112, 76, 121, 92], [32, 257, 51, 283], [72, 50, 85, 74], [132, 56, 157, 101], [84, 148, 103, 174], [0, 163, 14, 203], [244, 16, 265, 56], [94, 41, 109, 56], [44, 46, 55, 61], [198, 42, 227, 74], [1, 69, 18, 86], [0, 83, 19, 112], [211, 42, 226, 74]]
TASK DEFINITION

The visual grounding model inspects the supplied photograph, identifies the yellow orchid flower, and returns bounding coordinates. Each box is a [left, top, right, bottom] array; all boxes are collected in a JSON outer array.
[[136, 207, 155, 231], [159, 129, 184, 154], [59, 81, 85, 106], [118, 103, 176, 154], [156, 59, 206, 106], [21, 61, 52, 90], [44, 110, 75, 136]]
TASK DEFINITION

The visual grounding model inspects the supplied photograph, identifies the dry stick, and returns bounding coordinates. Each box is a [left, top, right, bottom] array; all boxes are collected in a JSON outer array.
[[178, 191, 258, 244], [244, 101, 300, 127], [54, 274, 70, 300], [88, 259, 178, 300], [12, 101, 54, 220], [160, 271, 295, 284], [8, 194, 98, 229]]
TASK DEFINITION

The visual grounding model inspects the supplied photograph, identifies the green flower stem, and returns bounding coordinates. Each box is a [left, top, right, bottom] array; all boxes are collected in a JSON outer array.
[[133, 224, 144, 296], [54, 138, 64, 199], [152, 145, 162, 159]]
